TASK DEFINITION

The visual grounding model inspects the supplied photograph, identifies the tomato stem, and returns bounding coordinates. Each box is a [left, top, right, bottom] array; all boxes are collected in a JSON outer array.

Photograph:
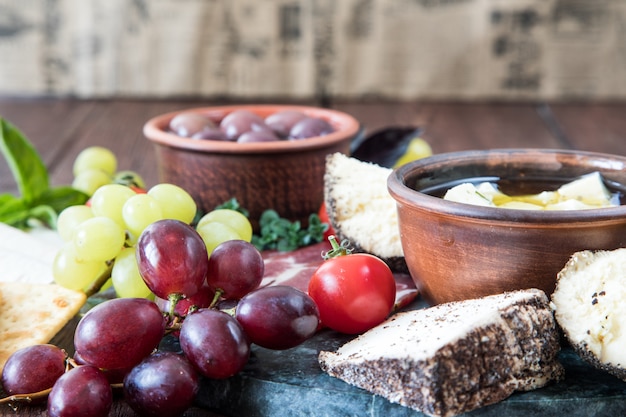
[[322, 235, 353, 260]]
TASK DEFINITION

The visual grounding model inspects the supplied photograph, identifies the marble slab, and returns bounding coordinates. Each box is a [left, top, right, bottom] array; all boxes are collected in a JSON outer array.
[[189, 301, 626, 417]]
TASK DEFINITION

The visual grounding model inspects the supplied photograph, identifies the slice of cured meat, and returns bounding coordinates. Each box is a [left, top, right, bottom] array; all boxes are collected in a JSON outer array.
[[261, 242, 418, 310]]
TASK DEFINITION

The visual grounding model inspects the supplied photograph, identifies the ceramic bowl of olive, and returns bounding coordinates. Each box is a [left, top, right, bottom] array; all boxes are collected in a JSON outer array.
[[143, 105, 360, 229], [387, 148, 626, 305]]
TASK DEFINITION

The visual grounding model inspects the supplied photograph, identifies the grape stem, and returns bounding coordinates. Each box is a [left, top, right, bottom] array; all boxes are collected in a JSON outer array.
[[84, 261, 114, 298], [167, 293, 184, 319], [209, 289, 224, 309], [0, 388, 52, 405], [322, 235, 353, 260], [164, 315, 182, 335]]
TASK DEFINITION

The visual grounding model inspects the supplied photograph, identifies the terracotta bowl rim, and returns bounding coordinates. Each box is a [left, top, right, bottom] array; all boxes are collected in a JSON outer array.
[[388, 148, 626, 224], [143, 104, 360, 155]]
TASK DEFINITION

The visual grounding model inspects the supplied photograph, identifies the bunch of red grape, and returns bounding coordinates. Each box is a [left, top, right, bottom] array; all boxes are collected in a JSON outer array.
[[2, 218, 320, 417]]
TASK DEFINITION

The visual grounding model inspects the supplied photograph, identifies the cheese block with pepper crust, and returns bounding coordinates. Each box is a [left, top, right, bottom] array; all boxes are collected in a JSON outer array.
[[323, 152, 406, 272], [551, 248, 626, 381], [319, 289, 564, 417]]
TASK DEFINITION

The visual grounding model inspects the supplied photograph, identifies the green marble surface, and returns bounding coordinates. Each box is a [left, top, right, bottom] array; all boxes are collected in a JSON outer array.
[[191, 300, 626, 417]]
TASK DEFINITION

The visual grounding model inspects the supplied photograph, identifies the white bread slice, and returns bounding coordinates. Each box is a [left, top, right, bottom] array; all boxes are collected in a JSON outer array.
[[319, 289, 563, 417], [551, 248, 626, 380], [323, 153, 406, 271]]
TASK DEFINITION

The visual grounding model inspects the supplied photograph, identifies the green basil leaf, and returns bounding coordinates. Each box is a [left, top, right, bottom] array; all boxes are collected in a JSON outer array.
[[0, 205, 31, 227], [0, 193, 21, 214], [24, 205, 58, 229], [0, 195, 27, 217], [34, 186, 89, 213], [0, 118, 50, 202]]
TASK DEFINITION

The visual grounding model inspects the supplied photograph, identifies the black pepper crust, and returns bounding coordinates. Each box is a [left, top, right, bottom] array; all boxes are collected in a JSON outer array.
[[319, 290, 564, 417], [323, 154, 408, 273], [551, 249, 626, 382], [567, 339, 626, 381]]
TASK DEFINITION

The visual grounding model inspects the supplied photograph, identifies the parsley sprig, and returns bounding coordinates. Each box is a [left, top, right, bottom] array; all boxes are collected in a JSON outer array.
[[215, 198, 329, 252], [252, 210, 328, 252]]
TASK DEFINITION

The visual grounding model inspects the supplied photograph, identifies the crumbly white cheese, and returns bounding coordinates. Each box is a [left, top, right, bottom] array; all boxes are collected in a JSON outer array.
[[444, 171, 618, 210], [551, 249, 626, 367], [324, 153, 402, 258], [328, 289, 546, 361]]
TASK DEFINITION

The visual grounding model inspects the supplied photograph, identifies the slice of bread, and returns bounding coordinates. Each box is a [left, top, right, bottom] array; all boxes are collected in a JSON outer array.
[[323, 153, 406, 272], [551, 248, 626, 380], [0, 282, 86, 371], [319, 289, 563, 417]]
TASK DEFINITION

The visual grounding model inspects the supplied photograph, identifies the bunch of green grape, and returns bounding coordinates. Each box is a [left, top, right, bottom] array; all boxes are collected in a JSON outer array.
[[70, 146, 145, 196], [53, 146, 253, 299]]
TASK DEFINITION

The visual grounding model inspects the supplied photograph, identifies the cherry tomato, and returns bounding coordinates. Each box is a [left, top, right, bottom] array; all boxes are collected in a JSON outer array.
[[308, 242, 396, 334], [129, 185, 147, 194], [317, 202, 335, 241]]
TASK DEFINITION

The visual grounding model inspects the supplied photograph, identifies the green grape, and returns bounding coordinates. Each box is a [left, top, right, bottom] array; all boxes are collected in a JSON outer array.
[[147, 183, 197, 224], [73, 146, 117, 177], [122, 194, 164, 239], [112, 247, 152, 299], [196, 221, 240, 256], [114, 170, 146, 190], [72, 169, 112, 196], [57, 205, 94, 241], [73, 216, 125, 262], [90, 184, 137, 227], [53, 243, 106, 291], [197, 209, 252, 242]]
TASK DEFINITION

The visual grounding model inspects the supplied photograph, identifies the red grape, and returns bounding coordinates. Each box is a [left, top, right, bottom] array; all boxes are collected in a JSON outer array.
[[1, 344, 66, 397], [179, 309, 250, 379], [154, 284, 215, 317], [73, 350, 132, 385], [74, 298, 165, 370], [289, 117, 334, 139], [235, 285, 320, 349], [206, 239, 264, 300], [47, 365, 112, 417], [124, 351, 198, 417], [136, 219, 209, 299], [264, 110, 307, 138]]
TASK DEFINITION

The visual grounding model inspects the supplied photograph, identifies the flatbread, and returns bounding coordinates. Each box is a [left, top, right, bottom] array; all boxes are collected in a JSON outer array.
[[0, 282, 86, 371]]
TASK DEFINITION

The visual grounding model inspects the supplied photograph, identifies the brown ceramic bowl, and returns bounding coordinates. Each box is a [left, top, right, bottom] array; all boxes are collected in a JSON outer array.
[[387, 148, 626, 305], [143, 105, 359, 229]]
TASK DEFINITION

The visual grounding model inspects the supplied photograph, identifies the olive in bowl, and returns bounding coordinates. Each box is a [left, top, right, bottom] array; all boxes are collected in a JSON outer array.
[[387, 148, 626, 305], [143, 105, 360, 229]]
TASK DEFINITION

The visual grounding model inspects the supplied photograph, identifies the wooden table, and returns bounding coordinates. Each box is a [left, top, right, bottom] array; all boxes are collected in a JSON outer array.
[[1, 97, 626, 416]]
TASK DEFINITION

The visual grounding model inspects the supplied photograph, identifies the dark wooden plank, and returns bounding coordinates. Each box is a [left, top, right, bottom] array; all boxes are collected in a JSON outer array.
[[332, 101, 563, 154], [547, 103, 626, 156], [0, 99, 97, 193]]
